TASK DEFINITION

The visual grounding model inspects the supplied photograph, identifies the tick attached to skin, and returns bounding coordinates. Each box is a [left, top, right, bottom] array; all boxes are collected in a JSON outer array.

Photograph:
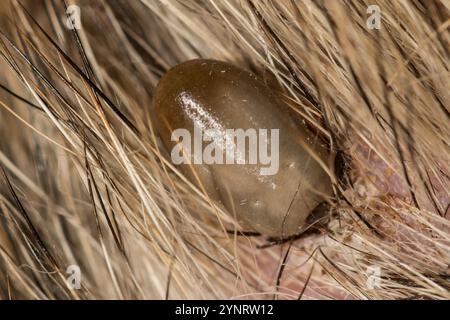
[[152, 59, 334, 238]]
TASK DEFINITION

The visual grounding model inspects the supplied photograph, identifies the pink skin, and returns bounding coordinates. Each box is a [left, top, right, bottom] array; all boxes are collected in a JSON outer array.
[[239, 137, 449, 299], [348, 140, 449, 217]]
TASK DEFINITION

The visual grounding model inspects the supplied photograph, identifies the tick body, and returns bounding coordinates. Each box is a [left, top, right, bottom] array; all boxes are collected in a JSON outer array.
[[152, 59, 333, 238]]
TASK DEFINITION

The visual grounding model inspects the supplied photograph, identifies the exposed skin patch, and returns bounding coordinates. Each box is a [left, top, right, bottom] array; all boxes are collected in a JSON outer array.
[[347, 138, 449, 217]]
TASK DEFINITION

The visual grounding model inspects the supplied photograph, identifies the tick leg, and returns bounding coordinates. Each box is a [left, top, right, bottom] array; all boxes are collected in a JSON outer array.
[[334, 149, 350, 183], [225, 230, 261, 237], [257, 228, 321, 249], [226, 202, 330, 245]]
